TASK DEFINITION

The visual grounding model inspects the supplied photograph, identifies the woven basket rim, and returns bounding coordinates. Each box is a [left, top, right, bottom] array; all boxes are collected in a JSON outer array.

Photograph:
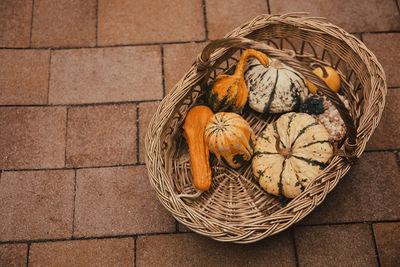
[[145, 13, 387, 243]]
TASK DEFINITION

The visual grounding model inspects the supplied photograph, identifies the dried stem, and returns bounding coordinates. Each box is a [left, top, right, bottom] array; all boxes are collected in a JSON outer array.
[[311, 62, 329, 78], [274, 134, 292, 157]]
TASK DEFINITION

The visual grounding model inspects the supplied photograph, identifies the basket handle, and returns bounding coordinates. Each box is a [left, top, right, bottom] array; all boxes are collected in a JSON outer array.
[[195, 37, 358, 161]]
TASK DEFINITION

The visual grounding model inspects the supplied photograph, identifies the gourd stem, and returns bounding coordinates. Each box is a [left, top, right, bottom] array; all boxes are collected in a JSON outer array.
[[311, 62, 328, 78], [274, 134, 292, 157], [233, 49, 269, 78], [271, 59, 283, 69]]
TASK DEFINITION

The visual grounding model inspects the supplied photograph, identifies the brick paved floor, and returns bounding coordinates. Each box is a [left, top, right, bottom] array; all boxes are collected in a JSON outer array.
[[0, 0, 399, 266]]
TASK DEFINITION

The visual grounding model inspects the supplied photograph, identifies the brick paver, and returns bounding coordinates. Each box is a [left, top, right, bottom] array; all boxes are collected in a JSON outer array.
[[300, 152, 400, 225], [373, 222, 400, 266], [295, 224, 378, 267], [269, 0, 400, 33], [0, 0, 32, 47], [0, 107, 66, 170], [138, 101, 160, 163], [73, 166, 175, 237], [178, 223, 191, 233], [0, 170, 75, 241], [31, 0, 96, 48], [0, 1, 399, 265], [363, 33, 400, 87], [0, 49, 50, 105], [137, 232, 296, 266], [66, 104, 137, 168], [0, 243, 27, 267], [163, 42, 206, 94], [98, 0, 205, 45], [49, 46, 163, 104], [29, 238, 135, 266], [206, 0, 268, 39], [367, 90, 400, 150]]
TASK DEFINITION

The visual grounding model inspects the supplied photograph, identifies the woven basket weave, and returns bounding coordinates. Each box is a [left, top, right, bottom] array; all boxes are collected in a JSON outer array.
[[145, 13, 387, 243]]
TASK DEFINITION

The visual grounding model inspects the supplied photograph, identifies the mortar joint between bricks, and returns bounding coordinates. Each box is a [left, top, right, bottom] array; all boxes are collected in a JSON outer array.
[[369, 224, 382, 267], [26, 242, 31, 267], [29, 0, 35, 47], [266, 0, 271, 14], [95, 0, 99, 46], [394, 150, 400, 172], [202, 0, 209, 40]]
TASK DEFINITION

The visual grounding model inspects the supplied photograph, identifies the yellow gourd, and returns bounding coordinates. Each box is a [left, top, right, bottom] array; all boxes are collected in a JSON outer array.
[[307, 63, 341, 93], [205, 112, 255, 168]]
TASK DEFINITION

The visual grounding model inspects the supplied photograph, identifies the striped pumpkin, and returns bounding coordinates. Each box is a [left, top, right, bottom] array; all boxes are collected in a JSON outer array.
[[205, 112, 255, 169], [244, 58, 309, 113], [252, 112, 333, 198]]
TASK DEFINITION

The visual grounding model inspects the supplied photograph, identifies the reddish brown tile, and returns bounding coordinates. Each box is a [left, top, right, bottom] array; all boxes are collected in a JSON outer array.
[[139, 101, 160, 163], [74, 166, 175, 237], [363, 33, 400, 87], [0, 50, 49, 105], [0, 243, 27, 267], [299, 152, 400, 225], [49, 46, 162, 104], [0, 170, 74, 241], [373, 222, 400, 267], [137, 232, 296, 266], [206, 0, 268, 39], [0, 0, 32, 47], [29, 238, 134, 266], [366, 90, 400, 150], [66, 104, 137, 168], [0, 107, 66, 169], [178, 223, 192, 233], [163, 42, 206, 94], [295, 224, 377, 266], [31, 0, 96, 48], [98, 0, 205, 45], [270, 0, 400, 33]]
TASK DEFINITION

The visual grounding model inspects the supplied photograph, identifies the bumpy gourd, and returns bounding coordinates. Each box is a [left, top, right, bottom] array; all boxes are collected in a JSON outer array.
[[306, 63, 341, 93], [245, 58, 309, 113], [205, 112, 255, 168], [252, 112, 333, 198], [183, 105, 214, 191], [208, 49, 269, 114]]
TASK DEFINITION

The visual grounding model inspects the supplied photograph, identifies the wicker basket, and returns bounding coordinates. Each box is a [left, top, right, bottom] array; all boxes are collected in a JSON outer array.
[[145, 13, 387, 243]]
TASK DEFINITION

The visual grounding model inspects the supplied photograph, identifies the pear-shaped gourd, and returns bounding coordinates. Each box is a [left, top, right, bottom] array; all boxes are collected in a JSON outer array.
[[208, 49, 269, 114], [205, 112, 255, 169]]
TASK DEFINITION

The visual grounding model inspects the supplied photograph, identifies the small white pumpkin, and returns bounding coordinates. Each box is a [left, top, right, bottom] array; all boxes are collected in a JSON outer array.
[[244, 58, 309, 113], [252, 112, 333, 198]]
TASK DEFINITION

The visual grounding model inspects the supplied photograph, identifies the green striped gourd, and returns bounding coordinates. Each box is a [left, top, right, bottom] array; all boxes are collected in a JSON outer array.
[[208, 49, 269, 114], [252, 112, 333, 198], [205, 112, 255, 169], [244, 58, 309, 113]]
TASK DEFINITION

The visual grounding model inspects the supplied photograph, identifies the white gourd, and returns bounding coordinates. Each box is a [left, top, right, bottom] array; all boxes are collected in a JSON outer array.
[[244, 58, 309, 113], [252, 112, 333, 198]]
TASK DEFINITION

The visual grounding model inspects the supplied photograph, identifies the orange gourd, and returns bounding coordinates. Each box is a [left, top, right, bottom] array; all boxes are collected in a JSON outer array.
[[205, 112, 255, 169], [208, 49, 269, 114], [307, 63, 341, 93], [182, 105, 214, 191]]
